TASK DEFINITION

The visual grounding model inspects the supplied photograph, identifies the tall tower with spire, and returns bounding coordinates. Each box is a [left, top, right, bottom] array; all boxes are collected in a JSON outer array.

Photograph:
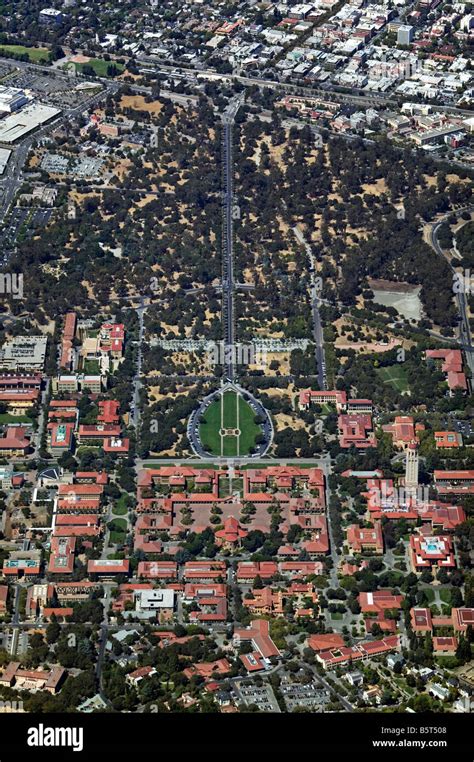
[[405, 443, 419, 498]]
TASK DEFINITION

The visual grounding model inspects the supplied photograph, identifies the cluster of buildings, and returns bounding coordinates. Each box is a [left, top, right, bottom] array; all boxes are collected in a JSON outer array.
[[136, 465, 327, 554], [0, 85, 60, 144], [46, 397, 128, 456], [308, 631, 400, 669], [58, 312, 125, 376]]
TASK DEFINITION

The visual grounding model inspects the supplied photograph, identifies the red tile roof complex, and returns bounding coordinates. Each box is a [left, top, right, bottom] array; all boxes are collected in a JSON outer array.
[[365, 477, 466, 529], [409, 532, 455, 572], [409, 606, 474, 635], [434, 431, 463, 449], [359, 590, 404, 613], [0, 388, 39, 404], [307, 633, 345, 652], [346, 522, 384, 554], [136, 466, 326, 541], [215, 516, 247, 546], [60, 312, 76, 370], [382, 416, 423, 449], [278, 561, 324, 577], [184, 561, 226, 581], [0, 663, 66, 693], [425, 349, 467, 392], [87, 559, 129, 575], [48, 536, 76, 574], [0, 374, 42, 389], [434, 470, 474, 495], [98, 400, 120, 424], [137, 561, 178, 580], [315, 636, 400, 669], [99, 322, 125, 355], [410, 607, 433, 633], [183, 658, 231, 682], [0, 426, 30, 454], [452, 607, 474, 632], [338, 413, 376, 449], [234, 619, 281, 661], [299, 389, 348, 411], [433, 636, 458, 652], [237, 561, 277, 582]]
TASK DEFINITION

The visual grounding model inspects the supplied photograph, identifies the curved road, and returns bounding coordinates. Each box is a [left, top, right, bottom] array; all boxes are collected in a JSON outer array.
[[428, 205, 474, 383]]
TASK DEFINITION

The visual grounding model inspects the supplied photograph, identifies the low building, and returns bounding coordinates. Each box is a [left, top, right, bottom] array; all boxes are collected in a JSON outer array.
[[87, 559, 129, 577], [409, 532, 455, 573], [434, 431, 463, 449], [48, 422, 75, 453], [126, 666, 157, 687], [338, 413, 376, 449], [382, 416, 423, 450], [346, 522, 384, 554], [135, 589, 175, 622], [233, 619, 281, 667], [0, 663, 66, 693], [137, 561, 178, 580], [0, 426, 30, 456], [0, 336, 47, 372], [236, 561, 277, 583]]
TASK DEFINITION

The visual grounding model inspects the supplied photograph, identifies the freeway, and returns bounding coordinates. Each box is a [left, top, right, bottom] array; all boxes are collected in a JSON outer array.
[[428, 205, 474, 382]]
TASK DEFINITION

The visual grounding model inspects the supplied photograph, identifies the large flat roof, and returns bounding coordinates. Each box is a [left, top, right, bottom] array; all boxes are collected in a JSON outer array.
[[0, 103, 61, 143]]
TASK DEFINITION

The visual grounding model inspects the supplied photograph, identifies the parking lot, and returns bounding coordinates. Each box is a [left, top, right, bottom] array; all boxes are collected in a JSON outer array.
[[280, 680, 331, 712], [7, 68, 97, 110], [232, 681, 281, 712]]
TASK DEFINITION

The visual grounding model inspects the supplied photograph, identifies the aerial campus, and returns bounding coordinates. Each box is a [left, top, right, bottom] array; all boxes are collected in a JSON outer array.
[[0, 0, 471, 721]]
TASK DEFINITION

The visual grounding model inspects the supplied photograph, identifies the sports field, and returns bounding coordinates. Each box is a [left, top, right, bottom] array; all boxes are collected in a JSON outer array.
[[0, 44, 50, 63], [73, 58, 125, 77], [199, 390, 261, 456], [377, 364, 409, 393]]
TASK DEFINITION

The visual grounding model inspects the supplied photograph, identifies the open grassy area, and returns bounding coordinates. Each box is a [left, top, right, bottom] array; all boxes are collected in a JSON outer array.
[[0, 44, 50, 63], [112, 493, 130, 516], [199, 390, 261, 456], [74, 58, 125, 78], [0, 413, 33, 424], [439, 589, 452, 604], [423, 588, 435, 603], [377, 364, 409, 393], [108, 518, 127, 544], [83, 359, 101, 374]]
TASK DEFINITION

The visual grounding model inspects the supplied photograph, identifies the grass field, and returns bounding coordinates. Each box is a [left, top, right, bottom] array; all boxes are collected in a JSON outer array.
[[199, 390, 261, 456], [0, 44, 50, 63], [112, 493, 129, 516], [377, 364, 409, 393], [0, 414, 33, 424], [74, 58, 125, 77], [108, 518, 127, 545], [83, 359, 101, 374]]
